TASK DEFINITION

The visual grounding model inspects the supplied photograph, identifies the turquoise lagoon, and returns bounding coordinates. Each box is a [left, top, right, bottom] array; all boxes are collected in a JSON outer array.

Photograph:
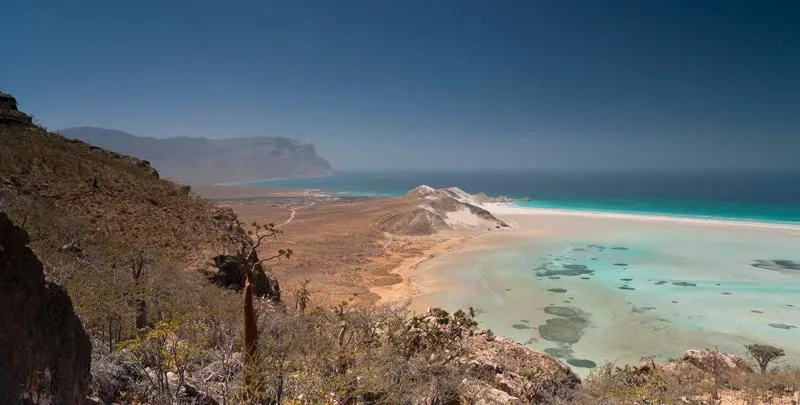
[[412, 213, 800, 375]]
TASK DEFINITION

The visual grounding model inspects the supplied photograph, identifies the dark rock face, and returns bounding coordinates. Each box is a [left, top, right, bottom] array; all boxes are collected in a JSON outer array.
[[0, 91, 33, 124], [0, 211, 91, 404], [210, 255, 281, 301]]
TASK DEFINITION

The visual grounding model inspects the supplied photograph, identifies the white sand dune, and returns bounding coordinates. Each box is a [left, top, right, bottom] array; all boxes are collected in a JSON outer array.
[[486, 203, 800, 233]]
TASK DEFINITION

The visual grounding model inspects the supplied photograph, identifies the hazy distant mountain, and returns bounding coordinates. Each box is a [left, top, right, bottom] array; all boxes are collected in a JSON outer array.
[[59, 127, 334, 184]]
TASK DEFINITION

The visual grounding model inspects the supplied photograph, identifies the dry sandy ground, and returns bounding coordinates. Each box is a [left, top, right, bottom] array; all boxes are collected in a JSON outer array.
[[198, 186, 465, 308]]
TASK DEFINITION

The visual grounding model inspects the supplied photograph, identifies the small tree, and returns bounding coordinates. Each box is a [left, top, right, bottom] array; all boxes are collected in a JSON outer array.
[[128, 249, 150, 329], [293, 279, 311, 314], [119, 319, 206, 402], [745, 344, 785, 374]]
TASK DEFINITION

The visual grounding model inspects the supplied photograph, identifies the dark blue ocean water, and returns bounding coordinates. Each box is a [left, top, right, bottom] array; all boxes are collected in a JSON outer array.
[[240, 170, 800, 224]]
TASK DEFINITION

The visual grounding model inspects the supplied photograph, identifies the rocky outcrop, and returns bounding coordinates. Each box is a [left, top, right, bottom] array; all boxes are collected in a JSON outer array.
[[0, 91, 33, 124], [0, 211, 91, 404], [461, 379, 523, 404], [208, 255, 281, 301], [678, 349, 754, 382], [379, 186, 509, 235], [59, 127, 334, 184], [462, 330, 581, 403]]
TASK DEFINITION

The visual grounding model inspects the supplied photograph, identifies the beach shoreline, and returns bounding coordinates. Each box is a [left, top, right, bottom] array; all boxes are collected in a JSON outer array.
[[369, 233, 473, 308]]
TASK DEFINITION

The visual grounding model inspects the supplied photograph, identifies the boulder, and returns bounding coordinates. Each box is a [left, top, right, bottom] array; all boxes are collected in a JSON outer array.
[[209, 255, 281, 301], [682, 349, 753, 376], [462, 330, 580, 403], [0, 211, 91, 403], [461, 378, 523, 404], [89, 355, 144, 404]]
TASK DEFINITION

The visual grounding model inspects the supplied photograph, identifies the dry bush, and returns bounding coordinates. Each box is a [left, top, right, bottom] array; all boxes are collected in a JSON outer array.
[[564, 362, 698, 405], [226, 300, 473, 404], [116, 319, 213, 404], [738, 366, 800, 404]]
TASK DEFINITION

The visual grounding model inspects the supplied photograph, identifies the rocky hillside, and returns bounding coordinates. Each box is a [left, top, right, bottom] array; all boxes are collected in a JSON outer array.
[[379, 185, 509, 235], [0, 91, 279, 351], [59, 127, 334, 184], [0, 211, 91, 404], [0, 121, 237, 271]]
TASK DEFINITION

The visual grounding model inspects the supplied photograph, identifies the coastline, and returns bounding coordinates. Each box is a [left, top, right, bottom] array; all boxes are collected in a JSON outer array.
[[369, 233, 473, 308], [383, 203, 799, 311]]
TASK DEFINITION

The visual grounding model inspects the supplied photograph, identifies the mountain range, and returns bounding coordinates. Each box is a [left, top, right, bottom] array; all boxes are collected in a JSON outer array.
[[59, 127, 333, 184]]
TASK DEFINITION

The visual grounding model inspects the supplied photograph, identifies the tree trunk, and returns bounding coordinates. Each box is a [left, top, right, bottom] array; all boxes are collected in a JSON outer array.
[[242, 265, 259, 394], [135, 298, 148, 329]]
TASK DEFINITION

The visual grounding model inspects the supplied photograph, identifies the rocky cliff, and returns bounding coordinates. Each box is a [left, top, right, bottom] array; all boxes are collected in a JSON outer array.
[[0, 92, 33, 124], [59, 127, 334, 184], [0, 211, 91, 404]]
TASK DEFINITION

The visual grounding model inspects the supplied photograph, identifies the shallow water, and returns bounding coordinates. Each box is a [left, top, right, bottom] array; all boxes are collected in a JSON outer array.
[[413, 214, 800, 376]]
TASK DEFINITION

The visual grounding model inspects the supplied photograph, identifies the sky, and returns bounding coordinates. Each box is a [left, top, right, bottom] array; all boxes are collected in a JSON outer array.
[[3, 0, 799, 170]]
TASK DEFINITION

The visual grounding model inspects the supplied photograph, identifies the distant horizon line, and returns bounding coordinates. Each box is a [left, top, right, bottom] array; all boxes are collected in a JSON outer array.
[[326, 168, 800, 174]]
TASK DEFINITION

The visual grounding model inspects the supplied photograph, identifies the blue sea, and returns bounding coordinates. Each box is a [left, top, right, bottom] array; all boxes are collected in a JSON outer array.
[[241, 170, 800, 224]]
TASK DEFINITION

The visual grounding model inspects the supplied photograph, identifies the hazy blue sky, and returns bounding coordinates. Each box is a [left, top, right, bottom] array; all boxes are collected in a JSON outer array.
[[3, 1, 799, 170]]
